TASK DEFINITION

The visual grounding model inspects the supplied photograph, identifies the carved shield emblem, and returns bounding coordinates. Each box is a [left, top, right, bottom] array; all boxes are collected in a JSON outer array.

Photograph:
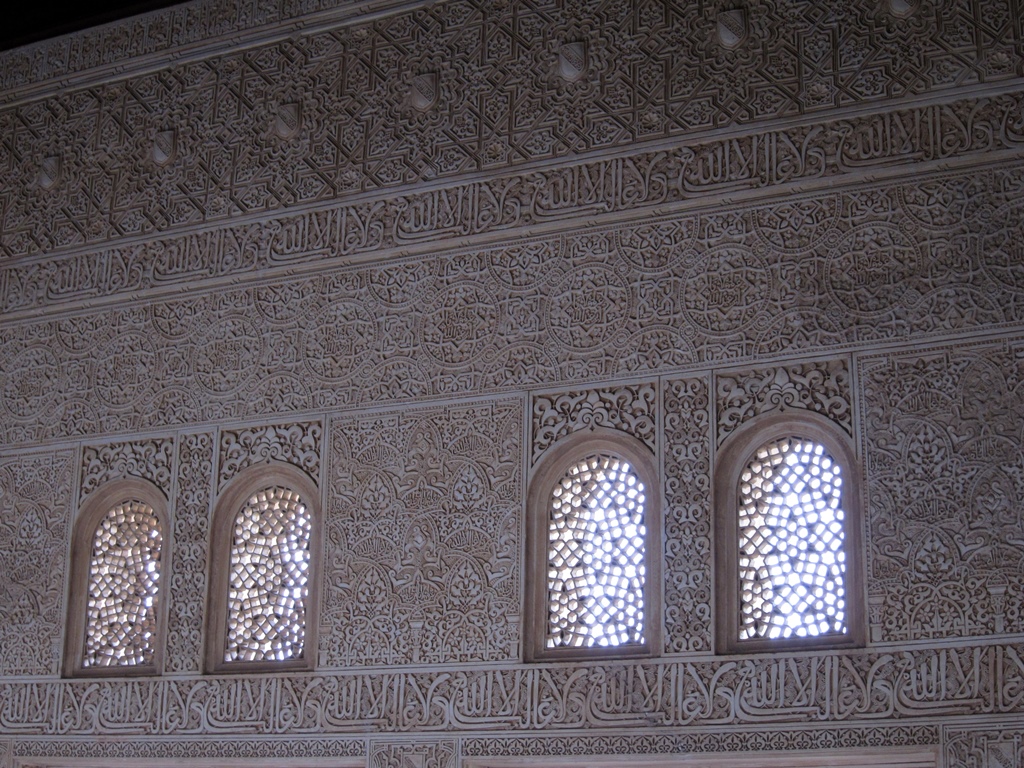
[[152, 129, 177, 167], [409, 73, 439, 112], [274, 102, 302, 139], [888, 0, 917, 17], [716, 9, 747, 50], [556, 41, 587, 82], [38, 155, 61, 190]]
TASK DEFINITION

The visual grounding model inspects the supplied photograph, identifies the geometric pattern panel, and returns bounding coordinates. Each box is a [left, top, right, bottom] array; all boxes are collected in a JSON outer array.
[[4, 168, 1024, 446], [546, 453, 647, 650], [738, 438, 847, 641], [861, 337, 1024, 641], [83, 500, 162, 668], [0, 452, 74, 676], [225, 486, 312, 663], [322, 399, 521, 666], [0, 0, 1019, 260]]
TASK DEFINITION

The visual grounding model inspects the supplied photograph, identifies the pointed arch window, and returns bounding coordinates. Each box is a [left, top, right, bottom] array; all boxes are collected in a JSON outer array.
[[65, 478, 169, 676], [715, 412, 865, 653], [526, 429, 662, 661], [206, 463, 322, 673]]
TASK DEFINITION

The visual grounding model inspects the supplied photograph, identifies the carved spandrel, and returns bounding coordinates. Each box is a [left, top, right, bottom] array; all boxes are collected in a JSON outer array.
[[217, 420, 323, 492], [716, 358, 853, 446], [531, 383, 657, 465], [79, 438, 175, 503]]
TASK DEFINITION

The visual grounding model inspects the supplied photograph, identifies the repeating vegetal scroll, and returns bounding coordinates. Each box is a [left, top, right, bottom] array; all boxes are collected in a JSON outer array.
[[79, 438, 175, 502], [531, 383, 657, 464], [4, 165, 1024, 447], [716, 358, 852, 446], [164, 432, 214, 674], [663, 375, 712, 653], [861, 337, 1024, 642], [322, 399, 521, 667], [0, 452, 73, 676], [218, 420, 322, 492]]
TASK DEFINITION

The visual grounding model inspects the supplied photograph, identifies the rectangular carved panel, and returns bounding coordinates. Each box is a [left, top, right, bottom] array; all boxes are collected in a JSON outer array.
[[663, 375, 712, 653], [321, 399, 522, 666], [164, 431, 214, 674], [0, 452, 73, 677], [860, 337, 1024, 642]]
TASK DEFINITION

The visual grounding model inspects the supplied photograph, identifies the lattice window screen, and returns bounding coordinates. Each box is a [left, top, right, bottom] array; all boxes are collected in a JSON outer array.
[[739, 437, 847, 640], [546, 453, 646, 648], [84, 500, 162, 667], [226, 485, 311, 662]]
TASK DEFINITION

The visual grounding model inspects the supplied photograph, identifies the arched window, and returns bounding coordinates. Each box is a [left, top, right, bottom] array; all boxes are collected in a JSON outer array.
[[715, 412, 865, 653], [206, 463, 322, 673], [525, 429, 661, 661], [65, 478, 169, 676]]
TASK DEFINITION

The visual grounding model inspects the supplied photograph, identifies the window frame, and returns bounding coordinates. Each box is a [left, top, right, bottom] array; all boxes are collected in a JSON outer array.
[[64, 476, 171, 678], [525, 427, 662, 663], [205, 461, 323, 675], [714, 411, 866, 654]]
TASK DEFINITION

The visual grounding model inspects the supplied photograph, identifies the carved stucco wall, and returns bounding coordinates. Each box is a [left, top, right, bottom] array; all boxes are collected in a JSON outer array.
[[0, 0, 1023, 764]]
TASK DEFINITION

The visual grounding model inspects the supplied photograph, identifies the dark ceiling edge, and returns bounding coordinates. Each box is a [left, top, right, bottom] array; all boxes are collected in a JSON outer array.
[[0, 0, 192, 52]]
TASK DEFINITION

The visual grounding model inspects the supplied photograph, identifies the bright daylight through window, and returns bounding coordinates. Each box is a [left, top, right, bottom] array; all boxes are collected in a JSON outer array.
[[84, 500, 162, 668], [739, 437, 847, 640], [226, 485, 312, 663], [546, 453, 646, 649]]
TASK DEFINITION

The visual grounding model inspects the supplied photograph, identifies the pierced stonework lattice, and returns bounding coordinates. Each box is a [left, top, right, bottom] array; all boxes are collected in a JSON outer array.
[[531, 383, 657, 465], [547, 453, 647, 649], [226, 486, 311, 663], [738, 437, 847, 641], [83, 501, 162, 668]]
